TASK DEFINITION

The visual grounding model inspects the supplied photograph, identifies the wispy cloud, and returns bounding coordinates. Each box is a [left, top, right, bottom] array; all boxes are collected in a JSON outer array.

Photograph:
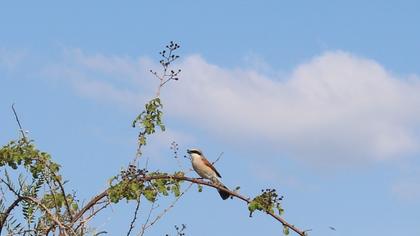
[[43, 49, 420, 167], [43, 49, 158, 109], [0, 48, 26, 70]]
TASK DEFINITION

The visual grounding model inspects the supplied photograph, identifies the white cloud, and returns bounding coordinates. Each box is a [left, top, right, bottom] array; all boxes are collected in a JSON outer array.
[[166, 52, 420, 166], [44, 49, 420, 166]]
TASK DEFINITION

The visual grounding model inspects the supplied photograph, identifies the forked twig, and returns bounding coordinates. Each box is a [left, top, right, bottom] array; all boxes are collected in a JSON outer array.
[[141, 182, 193, 234], [211, 152, 224, 166]]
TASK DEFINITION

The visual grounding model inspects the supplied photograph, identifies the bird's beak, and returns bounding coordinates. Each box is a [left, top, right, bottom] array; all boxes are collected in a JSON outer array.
[[187, 149, 192, 154]]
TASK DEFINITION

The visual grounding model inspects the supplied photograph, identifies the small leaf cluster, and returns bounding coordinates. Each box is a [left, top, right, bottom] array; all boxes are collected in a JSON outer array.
[[132, 98, 165, 147], [0, 139, 60, 179], [40, 193, 78, 212], [248, 188, 284, 217], [108, 168, 184, 204]]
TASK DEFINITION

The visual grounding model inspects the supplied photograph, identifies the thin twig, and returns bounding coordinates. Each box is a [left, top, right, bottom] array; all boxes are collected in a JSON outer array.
[[11, 103, 27, 141], [134, 130, 147, 164], [145, 156, 150, 170], [142, 182, 193, 232], [0, 175, 19, 196], [152, 42, 181, 97], [0, 197, 23, 234], [44, 178, 61, 222], [74, 201, 109, 232], [126, 197, 141, 236], [51, 172, 73, 221], [71, 191, 108, 225], [211, 152, 224, 166], [138, 201, 157, 236]]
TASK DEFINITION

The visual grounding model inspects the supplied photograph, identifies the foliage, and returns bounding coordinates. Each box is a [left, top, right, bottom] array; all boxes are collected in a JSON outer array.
[[248, 189, 290, 235], [132, 97, 165, 147], [0, 138, 60, 179], [248, 188, 284, 217], [0, 138, 78, 235], [132, 41, 181, 159], [108, 167, 184, 204]]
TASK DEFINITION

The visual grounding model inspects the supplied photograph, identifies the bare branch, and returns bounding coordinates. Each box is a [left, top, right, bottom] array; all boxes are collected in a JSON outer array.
[[211, 152, 224, 166], [138, 201, 157, 236], [0, 197, 23, 234], [141, 182, 193, 234], [0, 175, 19, 196], [71, 191, 108, 225], [74, 201, 109, 233], [49, 171, 73, 221], [126, 197, 141, 236], [11, 103, 27, 141]]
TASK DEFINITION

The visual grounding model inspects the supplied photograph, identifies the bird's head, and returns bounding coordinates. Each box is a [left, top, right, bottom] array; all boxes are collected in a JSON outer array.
[[187, 148, 203, 160]]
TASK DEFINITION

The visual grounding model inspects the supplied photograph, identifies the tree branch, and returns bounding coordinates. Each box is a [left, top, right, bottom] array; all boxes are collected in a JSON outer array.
[[126, 197, 141, 236], [74, 201, 109, 233], [0, 197, 23, 234], [49, 171, 73, 221], [21, 196, 68, 234], [72, 174, 306, 236]]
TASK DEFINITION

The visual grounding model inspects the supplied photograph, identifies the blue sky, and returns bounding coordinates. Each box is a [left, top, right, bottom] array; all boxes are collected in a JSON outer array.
[[1, 1, 420, 235]]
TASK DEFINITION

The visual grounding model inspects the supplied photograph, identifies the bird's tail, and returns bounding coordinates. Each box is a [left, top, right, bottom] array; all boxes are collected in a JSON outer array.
[[217, 184, 230, 200], [211, 177, 230, 200]]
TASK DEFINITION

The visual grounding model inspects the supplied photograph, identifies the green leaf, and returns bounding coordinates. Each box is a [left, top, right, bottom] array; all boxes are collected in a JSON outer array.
[[276, 202, 284, 215], [139, 136, 146, 145], [143, 187, 157, 202], [72, 202, 79, 211], [171, 184, 180, 197], [159, 124, 166, 131], [283, 226, 289, 235], [248, 201, 262, 217], [154, 179, 169, 196]]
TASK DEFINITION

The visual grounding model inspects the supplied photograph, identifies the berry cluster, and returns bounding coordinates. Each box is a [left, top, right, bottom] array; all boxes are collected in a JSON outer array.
[[258, 188, 284, 215], [170, 141, 179, 159], [165, 224, 187, 236], [120, 164, 148, 181]]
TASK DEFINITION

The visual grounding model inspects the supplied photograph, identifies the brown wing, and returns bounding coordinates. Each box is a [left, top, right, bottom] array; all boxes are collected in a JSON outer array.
[[201, 156, 222, 178]]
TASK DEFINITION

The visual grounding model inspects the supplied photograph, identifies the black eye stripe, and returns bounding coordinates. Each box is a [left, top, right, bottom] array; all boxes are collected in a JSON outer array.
[[189, 150, 202, 155]]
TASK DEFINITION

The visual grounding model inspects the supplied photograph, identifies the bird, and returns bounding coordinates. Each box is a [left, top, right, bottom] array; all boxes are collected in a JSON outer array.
[[187, 148, 230, 200]]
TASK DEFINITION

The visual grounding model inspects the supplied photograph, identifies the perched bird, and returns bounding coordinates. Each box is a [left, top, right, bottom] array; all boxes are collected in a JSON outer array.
[[187, 148, 230, 200]]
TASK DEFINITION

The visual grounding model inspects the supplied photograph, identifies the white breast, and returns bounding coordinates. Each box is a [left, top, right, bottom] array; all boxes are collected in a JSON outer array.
[[191, 155, 215, 180]]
